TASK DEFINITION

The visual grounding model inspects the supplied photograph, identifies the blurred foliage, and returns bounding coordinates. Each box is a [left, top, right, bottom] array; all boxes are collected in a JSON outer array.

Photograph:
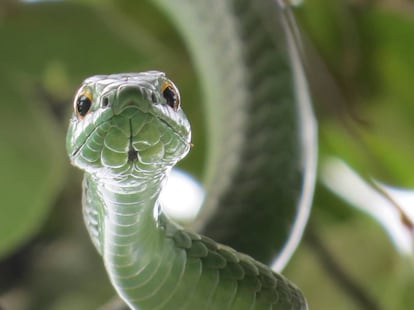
[[0, 0, 413, 309]]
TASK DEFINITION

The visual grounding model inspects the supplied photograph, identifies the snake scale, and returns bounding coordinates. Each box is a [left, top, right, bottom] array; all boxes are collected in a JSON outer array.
[[66, 0, 316, 309]]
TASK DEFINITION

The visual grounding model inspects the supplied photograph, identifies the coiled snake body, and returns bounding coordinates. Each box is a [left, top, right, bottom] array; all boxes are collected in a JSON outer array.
[[66, 0, 316, 309]]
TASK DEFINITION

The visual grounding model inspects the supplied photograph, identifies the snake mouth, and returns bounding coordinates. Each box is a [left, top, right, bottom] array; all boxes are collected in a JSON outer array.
[[71, 109, 189, 163], [125, 103, 191, 151], [71, 119, 108, 158], [72, 137, 90, 158], [127, 118, 138, 162], [158, 116, 190, 146], [124, 109, 189, 163]]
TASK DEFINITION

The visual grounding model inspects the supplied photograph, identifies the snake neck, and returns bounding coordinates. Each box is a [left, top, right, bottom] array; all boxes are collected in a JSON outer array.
[[98, 174, 165, 247], [84, 171, 179, 308]]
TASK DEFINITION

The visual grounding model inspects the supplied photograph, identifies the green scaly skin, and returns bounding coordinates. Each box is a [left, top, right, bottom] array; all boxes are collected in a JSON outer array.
[[150, 0, 317, 267], [66, 72, 307, 309]]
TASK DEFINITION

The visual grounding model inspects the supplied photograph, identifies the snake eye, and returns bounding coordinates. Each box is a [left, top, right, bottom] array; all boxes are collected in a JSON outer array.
[[161, 80, 180, 111], [75, 91, 93, 118]]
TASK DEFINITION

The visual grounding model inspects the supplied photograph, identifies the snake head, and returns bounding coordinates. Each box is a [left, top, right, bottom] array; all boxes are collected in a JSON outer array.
[[66, 71, 191, 177]]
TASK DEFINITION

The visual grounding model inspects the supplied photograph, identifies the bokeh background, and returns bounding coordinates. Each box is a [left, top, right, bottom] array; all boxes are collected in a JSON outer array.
[[1, 0, 414, 309]]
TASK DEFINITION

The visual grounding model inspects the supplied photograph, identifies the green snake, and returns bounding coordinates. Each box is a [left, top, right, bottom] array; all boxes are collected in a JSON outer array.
[[66, 0, 316, 309]]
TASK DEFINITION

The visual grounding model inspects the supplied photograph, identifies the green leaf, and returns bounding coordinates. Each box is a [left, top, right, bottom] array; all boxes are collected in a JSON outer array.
[[0, 75, 65, 258]]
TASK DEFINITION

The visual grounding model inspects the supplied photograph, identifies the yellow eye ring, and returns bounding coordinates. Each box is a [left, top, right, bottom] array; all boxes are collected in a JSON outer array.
[[161, 80, 180, 111], [74, 89, 93, 119]]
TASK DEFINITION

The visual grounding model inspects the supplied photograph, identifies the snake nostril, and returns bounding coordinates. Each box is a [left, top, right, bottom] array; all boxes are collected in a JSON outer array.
[[151, 93, 157, 104], [102, 97, 109, 108]]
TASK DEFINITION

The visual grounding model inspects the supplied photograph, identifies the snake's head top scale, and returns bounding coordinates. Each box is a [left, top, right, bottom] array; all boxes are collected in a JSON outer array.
[[66, 71, 191, 177]]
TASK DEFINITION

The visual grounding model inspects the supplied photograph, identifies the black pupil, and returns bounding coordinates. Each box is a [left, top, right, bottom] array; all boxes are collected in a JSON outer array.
[[163, 86, 177, 109], [77, 95, 92, 116]]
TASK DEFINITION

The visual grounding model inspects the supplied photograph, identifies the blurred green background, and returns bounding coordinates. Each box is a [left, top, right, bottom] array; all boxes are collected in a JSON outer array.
[[1, 0, 414, 309]]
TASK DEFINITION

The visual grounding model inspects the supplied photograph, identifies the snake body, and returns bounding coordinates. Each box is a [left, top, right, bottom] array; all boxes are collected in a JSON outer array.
[[151, 0, 316, 267], [66, 0, 316, 309]]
